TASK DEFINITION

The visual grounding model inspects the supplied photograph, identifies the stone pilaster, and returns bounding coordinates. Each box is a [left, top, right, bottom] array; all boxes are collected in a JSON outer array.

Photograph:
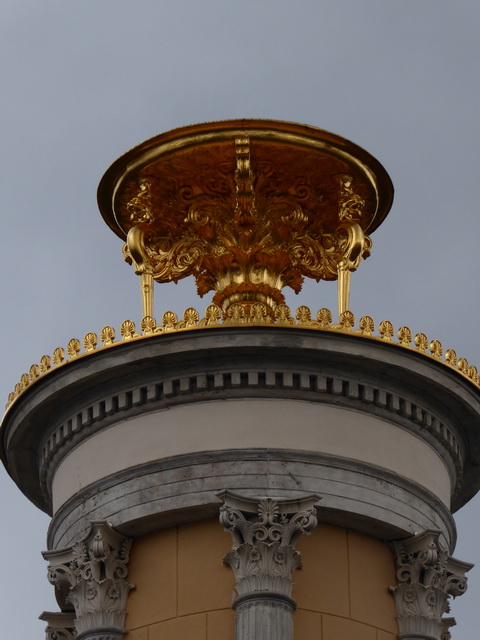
[[218, 491, 319, 640], [43, 522, 134, 640], [390, 530, 472, 640]]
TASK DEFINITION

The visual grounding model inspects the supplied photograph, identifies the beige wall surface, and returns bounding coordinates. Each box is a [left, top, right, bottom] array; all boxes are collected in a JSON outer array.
[[53, 398, 451, 511], [125, 519, 397, 640]]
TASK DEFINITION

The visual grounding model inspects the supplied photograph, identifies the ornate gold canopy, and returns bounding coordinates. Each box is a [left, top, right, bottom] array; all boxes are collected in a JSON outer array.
[[97, 120, 393, 319]]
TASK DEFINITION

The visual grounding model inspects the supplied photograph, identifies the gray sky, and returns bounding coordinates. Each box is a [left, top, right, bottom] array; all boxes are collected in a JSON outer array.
[[1, 2, 480, 637]]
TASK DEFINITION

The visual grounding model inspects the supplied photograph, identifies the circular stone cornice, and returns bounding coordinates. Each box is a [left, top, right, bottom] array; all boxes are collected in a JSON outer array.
[[2, 320, 480, 518]]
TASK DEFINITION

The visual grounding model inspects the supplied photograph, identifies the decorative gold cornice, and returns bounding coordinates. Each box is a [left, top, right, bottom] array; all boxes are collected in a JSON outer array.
[[4, 305, 480, 414]]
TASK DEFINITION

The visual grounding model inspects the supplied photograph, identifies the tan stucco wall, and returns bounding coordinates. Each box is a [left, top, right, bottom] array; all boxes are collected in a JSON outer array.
[[125, 518, 398, 640]]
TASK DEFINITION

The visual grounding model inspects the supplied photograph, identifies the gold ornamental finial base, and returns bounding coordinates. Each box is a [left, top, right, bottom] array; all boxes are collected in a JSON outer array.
[[98, 120, 393, 319]]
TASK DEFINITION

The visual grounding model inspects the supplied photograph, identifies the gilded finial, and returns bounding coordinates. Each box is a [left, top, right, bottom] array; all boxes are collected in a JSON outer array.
[[98, 120, 393, 321]]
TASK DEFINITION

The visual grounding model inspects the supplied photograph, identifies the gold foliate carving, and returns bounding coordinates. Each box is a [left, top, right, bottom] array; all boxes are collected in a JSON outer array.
[[379, 320, 394, 341], [414, 333, 428, 353], [5, 306, 480, 412], [67, 338, 81, 359], [40, 355, 51, 373], [53, 347, 65, 365], [430, 339, 443, 359], [445, 349, 457, 367], [100, 325, 115, 346], [358, 315, 374, 336], [140, 315, 157, 334], [120, 320, 138, 340], [29, 364, 40, 381], [398, 326, 412, 347], [83, 332, 98, 352]]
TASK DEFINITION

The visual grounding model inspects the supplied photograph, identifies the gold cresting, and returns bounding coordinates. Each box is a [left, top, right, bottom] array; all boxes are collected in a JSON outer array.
[[97, 120, 394, 320], [5, 305, 480, 413]]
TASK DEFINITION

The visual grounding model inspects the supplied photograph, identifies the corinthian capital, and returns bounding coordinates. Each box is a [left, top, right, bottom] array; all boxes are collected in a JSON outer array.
[[43, 522, 134, 640], [218, 491, 319, 602], [390, 530, 472, 640]]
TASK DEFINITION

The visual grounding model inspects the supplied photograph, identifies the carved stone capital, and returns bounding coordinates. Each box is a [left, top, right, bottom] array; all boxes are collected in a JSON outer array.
[[390, 531, 472, 640], [39, 611, 76, 640], [218, 491, 319, 602], [43, 522, 134, 640]]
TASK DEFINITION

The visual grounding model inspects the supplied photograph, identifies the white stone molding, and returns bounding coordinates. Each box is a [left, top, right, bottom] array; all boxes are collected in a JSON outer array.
[[390, 530, 472, 640], [43, 522, 133, 640], [219, 491, 318, 640], [39, 611, 75, 640]]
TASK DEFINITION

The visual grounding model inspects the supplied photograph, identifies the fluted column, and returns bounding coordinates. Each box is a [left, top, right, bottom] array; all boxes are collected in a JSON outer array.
[[43, 522, 134, 640], [218, 491, 319, 640], [390, 530, 472, 640]]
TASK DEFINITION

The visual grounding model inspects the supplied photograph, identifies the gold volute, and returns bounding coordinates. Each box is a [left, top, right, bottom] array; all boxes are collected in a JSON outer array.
[[97, 120, 394, 319]]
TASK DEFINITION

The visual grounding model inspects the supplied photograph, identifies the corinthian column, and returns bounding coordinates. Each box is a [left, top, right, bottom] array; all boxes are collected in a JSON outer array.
[[218, 491, 319, 640], [43, 522, 134, 640], [390, 530, 472, 640]]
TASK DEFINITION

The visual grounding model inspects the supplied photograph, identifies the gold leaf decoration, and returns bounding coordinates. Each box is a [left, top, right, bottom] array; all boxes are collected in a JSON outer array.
[[141, 315, 157, 335], [445, 349, 457, 367], [458, 358, 469, 374], [358, 315, 374, 336], [317, 308, 332, 328], [379, 320, 394, 341], [20, 373, 30, 388], [339, 310, 355, 331], [83, 332, 98, 352], [251, 303, 271, 324], [397, 326, 412, 347], [161, 311, 178, 331], [67, 338, 81, 359], [29, 364, 40, 381], [100, 325, 116, 346], [120, 320, 138, 340], [200, 305, 222, 326], [414, 333, 428, 353], [275, 304, 295, 325], [52, 347, 65, 365], [225, 303, 246, 324], [40, 355, 52, 373], [14, 382, 23, 395], [429, 339, 442, 359], [182, 307, 199, 328], [468, 365, 478, 383], [296, 305, 315, 326]]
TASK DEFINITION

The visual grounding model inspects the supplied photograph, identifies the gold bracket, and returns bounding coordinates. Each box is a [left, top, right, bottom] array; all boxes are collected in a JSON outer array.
[[126, 226, 154, 318]]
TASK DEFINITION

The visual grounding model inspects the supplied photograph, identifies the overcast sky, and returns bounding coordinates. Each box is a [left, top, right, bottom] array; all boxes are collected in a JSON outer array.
[[1, 2, 480, 638]]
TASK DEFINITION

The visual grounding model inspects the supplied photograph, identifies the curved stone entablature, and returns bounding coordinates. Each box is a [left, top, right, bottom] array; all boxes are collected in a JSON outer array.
[[2, 324, 480, 554]]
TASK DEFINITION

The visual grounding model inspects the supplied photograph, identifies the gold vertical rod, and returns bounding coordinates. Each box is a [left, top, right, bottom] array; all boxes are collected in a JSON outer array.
[[141, 272, 154, 319], [337, 265, 351, 318]]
